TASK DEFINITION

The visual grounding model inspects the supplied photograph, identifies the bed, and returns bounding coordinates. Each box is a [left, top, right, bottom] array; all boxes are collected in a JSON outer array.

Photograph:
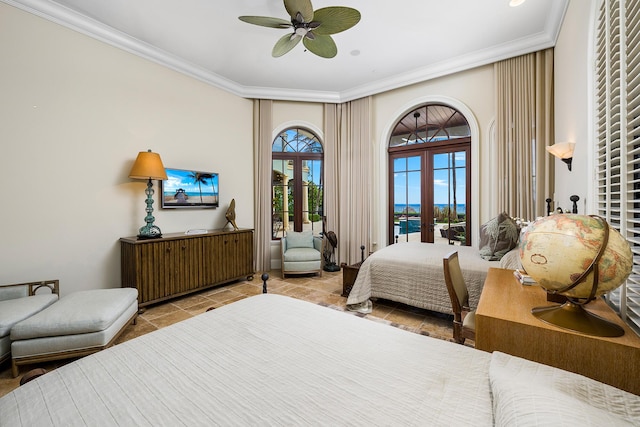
[[1, 294, 639, 426], [346, 242, 503, 314]]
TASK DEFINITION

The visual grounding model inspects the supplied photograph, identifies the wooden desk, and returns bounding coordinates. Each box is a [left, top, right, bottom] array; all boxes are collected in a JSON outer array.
[[476, 267, 640, 395]]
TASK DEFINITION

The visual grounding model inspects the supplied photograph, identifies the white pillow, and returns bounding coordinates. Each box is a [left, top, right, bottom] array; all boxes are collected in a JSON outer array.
[[499, 248, 522, 270], [490, 352, 640, 426]]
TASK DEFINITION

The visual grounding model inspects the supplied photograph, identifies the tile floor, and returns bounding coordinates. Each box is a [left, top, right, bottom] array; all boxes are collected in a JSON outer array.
[[0, 269, 464, 398]]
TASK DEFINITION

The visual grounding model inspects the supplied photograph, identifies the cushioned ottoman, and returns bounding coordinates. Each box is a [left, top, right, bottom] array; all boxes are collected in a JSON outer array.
[[10, 288, 138, 377]]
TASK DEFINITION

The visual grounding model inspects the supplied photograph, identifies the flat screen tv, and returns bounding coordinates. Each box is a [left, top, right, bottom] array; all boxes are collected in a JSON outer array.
[[160, 168, 219, 209]]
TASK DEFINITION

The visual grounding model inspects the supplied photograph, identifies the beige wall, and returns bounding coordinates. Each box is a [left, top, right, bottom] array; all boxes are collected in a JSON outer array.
[[0, 3, 253, 294], [272, 101, 324, 138], [553, 0, 594, 214]]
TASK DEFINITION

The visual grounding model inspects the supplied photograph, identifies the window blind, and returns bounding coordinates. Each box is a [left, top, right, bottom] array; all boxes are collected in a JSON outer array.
[[597, 0, 640, 333]]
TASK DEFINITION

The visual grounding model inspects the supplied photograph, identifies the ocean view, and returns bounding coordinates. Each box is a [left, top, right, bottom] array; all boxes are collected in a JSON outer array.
[[394, 204, 466, 214]]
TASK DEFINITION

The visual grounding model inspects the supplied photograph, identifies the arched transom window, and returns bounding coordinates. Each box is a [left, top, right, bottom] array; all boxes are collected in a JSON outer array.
[[390, 104, 470, 147]]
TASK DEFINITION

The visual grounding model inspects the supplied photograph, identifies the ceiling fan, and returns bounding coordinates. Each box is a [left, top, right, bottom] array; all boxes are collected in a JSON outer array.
[[239, 0, 361, 58]]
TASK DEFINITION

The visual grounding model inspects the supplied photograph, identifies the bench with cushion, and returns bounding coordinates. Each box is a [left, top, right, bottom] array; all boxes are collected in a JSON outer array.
[[11, 287, 138, 377], [0, 280, 59, 365]]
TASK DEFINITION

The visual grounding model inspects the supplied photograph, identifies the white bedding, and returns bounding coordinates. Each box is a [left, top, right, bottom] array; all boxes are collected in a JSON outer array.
[[347, 242, 500, 314], [0, 294, 494, 426], [3, 294, 640, 426]]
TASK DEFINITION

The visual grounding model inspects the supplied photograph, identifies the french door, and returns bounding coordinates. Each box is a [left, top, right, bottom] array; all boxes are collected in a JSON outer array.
[[389, 144, 470, 245]]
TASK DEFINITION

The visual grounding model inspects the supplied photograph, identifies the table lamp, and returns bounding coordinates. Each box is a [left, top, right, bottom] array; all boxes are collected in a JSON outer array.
[[129, 150, 168, 239]]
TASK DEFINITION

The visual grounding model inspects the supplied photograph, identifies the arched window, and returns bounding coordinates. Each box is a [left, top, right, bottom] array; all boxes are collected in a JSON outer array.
[[272, 127, 324, 239], [389, 104, 471, 245]]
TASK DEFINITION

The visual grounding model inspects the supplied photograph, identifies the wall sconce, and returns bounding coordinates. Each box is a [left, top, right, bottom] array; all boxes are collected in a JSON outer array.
[[129, 149, 168, 239], [546, 142, 575, 171]]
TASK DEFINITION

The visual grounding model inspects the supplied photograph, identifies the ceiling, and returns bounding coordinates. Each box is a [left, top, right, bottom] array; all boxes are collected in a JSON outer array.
[[6, 0, 569, 103]]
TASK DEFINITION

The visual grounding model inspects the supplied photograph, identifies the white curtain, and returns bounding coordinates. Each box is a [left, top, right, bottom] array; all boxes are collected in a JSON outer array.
[[253, 99, 273, 273], [495, 48, 554, 220], [324, 97, 372, 265]]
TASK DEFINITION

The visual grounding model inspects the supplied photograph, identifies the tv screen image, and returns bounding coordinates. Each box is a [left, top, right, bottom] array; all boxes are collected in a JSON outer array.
[[161, 168, 219, 209]]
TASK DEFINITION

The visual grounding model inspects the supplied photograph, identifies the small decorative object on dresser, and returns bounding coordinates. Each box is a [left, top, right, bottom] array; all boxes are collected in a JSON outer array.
[[224, 198, 239, 231]]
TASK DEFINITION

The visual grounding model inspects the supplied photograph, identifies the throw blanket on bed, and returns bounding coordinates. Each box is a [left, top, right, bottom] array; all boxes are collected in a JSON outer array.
[[347, 242, 500, 314]]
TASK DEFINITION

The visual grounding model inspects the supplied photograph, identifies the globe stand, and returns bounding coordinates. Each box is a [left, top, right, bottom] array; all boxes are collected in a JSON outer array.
[[532, 300, 624, 337], [528, 215, 628, 338]]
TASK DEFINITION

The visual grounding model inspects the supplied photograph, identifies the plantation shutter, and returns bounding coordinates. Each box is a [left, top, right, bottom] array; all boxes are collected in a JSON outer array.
[[597, 0, 640, 333], [623, 0, 640, 329]]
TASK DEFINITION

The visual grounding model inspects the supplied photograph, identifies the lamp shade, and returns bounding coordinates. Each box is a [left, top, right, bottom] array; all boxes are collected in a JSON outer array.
[[546, 142, 575, 160], [129, 150, 168, 180]]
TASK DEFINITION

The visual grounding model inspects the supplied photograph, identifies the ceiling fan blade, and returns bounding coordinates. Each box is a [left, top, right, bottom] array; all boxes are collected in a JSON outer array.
[[303, 34, 337, 58], [273, 34, 302, 57], [312, 7, 361, 35], [238, 16, 292, 29], [284, 0, 314, 23]]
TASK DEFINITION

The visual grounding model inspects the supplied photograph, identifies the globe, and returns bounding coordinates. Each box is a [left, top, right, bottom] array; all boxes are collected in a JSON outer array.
[[519, 214, 633, 336]]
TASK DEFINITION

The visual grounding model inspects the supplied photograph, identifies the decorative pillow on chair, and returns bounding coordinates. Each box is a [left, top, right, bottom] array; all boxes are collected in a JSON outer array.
[[479, 212, 519, 261], [285, 231, 314, 248]]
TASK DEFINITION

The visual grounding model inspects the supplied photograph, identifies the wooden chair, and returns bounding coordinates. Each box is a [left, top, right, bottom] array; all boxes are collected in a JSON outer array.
[[443, 251, 476, 344]]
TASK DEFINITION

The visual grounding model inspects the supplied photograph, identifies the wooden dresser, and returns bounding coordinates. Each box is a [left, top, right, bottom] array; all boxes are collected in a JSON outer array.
[[476, 267, 640, 395], [120, 229, 254, 307]]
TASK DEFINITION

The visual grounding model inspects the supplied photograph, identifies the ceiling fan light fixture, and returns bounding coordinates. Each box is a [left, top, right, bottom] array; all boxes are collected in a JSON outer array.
[[294, 12, 306, 24], [239, 0, 360, 58]]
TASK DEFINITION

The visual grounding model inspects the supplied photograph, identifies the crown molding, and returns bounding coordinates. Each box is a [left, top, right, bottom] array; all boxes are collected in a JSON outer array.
[[3, 0, 568, 104], [340, 33, 556, 102]]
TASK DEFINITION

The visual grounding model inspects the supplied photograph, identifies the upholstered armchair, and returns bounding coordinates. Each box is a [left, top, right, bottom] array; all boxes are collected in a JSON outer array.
[[281, 231, 322, 278]]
